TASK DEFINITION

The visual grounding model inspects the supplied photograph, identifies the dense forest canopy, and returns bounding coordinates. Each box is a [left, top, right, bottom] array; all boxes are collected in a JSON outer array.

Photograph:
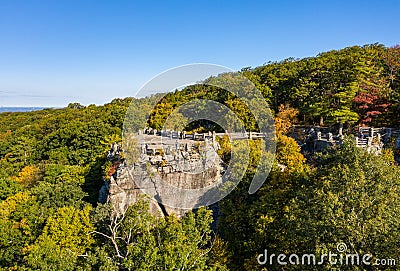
[[1, 44, 400, 270], [146, 44, 400, 130]]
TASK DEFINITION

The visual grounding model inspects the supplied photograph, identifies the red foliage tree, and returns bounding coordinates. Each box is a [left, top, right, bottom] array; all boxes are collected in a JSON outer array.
[[353, 86, 390, 124], [353, 47, 391, 125]]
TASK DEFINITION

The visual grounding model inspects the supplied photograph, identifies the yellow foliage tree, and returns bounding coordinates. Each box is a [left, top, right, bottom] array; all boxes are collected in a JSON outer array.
[[25, 206, 95, 270], [15, 166, 41, 188], [274, 104, 299, 135], [0, 191, 32, 218]]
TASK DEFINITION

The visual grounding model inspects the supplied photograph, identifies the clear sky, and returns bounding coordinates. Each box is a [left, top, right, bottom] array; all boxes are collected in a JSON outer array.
[[0, 0, 399, 107]]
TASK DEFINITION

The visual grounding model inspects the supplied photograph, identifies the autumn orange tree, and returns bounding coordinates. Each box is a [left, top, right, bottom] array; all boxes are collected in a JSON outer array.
[[274, 104, 298, 134]]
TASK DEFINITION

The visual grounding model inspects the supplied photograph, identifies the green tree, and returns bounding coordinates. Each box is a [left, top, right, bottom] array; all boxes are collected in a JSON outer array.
[[353, 45, 391, 125], [0, 177, 21, 201], [219, 134, 309, 270], [0, 192, 45, 268], [91, 200, 224, 270], [25, 206, 94, 270]]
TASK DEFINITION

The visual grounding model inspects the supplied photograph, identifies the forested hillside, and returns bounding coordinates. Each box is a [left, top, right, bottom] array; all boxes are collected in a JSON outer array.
[[1, 44, 400, 270], [151, 44, 400, 129]]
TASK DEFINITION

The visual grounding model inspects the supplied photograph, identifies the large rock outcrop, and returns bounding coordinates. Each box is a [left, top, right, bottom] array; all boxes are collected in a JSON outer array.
[[100, 137, 224, 218]]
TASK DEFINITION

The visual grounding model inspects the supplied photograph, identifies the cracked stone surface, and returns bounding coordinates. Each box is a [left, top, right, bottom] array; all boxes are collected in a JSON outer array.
[[101, 138, 225, 217]]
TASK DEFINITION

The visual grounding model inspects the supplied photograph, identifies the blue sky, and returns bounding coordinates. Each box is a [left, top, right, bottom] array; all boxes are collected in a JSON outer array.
[[0, 0, 399, 107]]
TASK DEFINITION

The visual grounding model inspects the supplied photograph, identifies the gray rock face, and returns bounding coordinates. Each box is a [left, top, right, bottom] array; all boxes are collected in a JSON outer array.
[[107, 168, 165, 216], [100, 138, 225, 218]]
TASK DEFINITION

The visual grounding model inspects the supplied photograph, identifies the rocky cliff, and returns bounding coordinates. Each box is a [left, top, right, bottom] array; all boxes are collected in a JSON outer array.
[[99, 136, 224, 218]]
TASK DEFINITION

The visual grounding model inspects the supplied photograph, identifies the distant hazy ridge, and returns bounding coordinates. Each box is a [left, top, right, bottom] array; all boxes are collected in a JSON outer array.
[[0, 107, 46, 113]]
